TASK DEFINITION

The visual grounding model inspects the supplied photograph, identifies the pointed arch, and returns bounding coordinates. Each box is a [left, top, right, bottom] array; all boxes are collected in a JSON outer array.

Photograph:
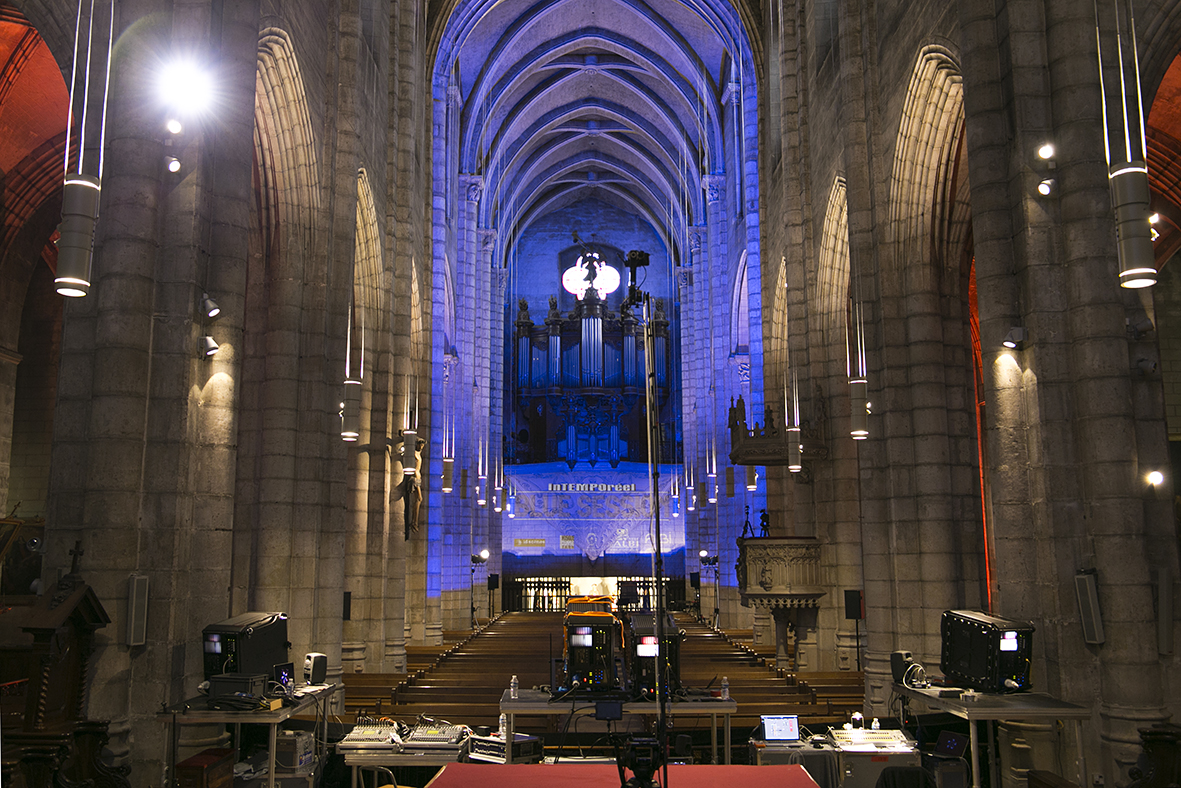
[[816, 177, 850, 344], [888, 45, 969, 285]]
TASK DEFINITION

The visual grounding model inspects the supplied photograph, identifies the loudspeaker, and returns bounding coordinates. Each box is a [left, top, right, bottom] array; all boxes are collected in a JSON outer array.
[[1074, 570, 1105, 644], [343, 591, 351, 621], [689, 572, 700, 589], [304, 652, 327, 684], [128, 573, 149, 646], [890, 650, 913, 684], [844, 589, 864, 620], [460, 468, 468, 499], [488, 573, 499, 590], [725, 467, 735, 497]]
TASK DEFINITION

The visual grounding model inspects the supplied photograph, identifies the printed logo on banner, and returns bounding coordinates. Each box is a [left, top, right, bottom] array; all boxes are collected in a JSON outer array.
[[560, 535, 576, 549], [513, 538, 546, 548]]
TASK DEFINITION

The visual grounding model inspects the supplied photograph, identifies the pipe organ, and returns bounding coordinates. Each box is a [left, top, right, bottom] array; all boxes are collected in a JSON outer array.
[[511, 295, 673, 468]]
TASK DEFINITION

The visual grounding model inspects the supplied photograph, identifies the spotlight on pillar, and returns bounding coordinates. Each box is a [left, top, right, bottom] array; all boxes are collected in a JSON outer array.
[[699, 549, 709, 559], [201, 335, 219, 357], [159, 58, 214, 134], [472, 550, 489, 564], [340, 378, 361, 441], [1148, 470, 1165, 486], [441, 458, 455, 492], [849, 378, 869, 440], [1037, 142, 1056, 161], [745, 465, 757, 491], [165, 155, 181, 173], [1037, 178, 1056, 197], [201, 293, 221, 319], [55, 174, 102, 297], [1002, 327, 1028, 350]]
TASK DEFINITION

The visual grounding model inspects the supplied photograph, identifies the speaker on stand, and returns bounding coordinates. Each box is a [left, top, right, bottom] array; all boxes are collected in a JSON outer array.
[[488, 573, 499, 618], [845, 589, 864, 670]]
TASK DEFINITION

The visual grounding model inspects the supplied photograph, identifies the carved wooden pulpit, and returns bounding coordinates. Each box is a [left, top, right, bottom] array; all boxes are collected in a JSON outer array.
[[0, 540, 127, 788]]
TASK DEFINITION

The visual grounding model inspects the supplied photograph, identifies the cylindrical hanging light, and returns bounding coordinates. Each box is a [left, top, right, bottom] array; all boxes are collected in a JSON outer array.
[[341, 378, 361, 441], [402, 427, 418, 475], [56, 175, 101, 297], [745, 465, 757, 491], [849, 378, 869, 440], [442, 458, 454, 492], [57, 0, 114, 298], [1111, 164, 1156, 287], [506, 486, 516, 518], [1096, 0, 1157, 287], [787, 425, 802, 472]]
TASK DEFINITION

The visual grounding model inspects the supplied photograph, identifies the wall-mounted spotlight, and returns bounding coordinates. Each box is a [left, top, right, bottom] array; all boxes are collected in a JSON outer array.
[[699, 548, 709, 559], [165, 156, 181, 173], [1037, 142, 1056, 161], [471, 549, 490, 564], [201, 293, 221, 319], [1148, 470, 1165, 487], [1129, 317, 1155, 339], [1002, 327, 1028, 350], [201, 335, 219, 357], [159, 58, 213, 137], [1136, 358, 1158, 376], [1037, 178, 1056, 196]]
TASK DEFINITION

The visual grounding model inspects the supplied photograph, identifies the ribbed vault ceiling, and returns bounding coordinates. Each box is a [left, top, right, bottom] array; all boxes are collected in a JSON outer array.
[[437, 0, 751, 259]]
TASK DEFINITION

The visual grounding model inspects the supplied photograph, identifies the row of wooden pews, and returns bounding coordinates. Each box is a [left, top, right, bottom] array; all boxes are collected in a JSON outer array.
[[673, 614, 855, 734], [341, 611, 866, 743]]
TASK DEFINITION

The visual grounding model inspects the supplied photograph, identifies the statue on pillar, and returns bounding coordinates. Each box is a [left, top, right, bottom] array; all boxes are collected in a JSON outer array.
[[402, 437, 426, 539]]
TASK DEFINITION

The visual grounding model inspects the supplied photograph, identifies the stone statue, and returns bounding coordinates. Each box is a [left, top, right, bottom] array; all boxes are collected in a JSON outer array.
[[517, 298, 530, 322], [402, 437, 426, 539]]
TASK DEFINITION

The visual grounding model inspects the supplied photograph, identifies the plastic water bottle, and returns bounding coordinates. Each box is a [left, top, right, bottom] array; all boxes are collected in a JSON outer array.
[[510, 674, 519, 700], [499, 713, 507, 738], [871, 717, 881, 730], [720, 676, 730, 700]]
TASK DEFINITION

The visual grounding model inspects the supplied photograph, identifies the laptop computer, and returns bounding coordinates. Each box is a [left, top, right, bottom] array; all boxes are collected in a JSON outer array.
[[761, 714, 801, 743], [934, 729, 969, 757], [272, 661, 295, 687]]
